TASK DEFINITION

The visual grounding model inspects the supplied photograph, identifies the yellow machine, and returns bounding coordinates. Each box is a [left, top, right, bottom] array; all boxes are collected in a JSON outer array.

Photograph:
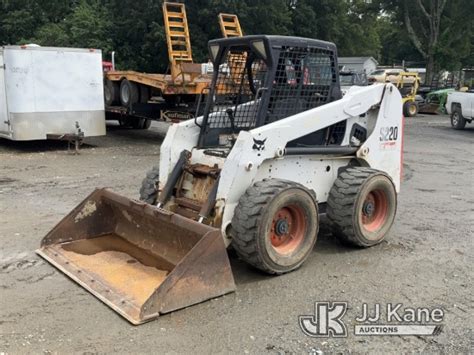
[[396, 72, 420, 117]]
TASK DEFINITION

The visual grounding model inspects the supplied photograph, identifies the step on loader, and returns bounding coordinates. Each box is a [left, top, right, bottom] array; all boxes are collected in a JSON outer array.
[[38, 35, 404, 324]]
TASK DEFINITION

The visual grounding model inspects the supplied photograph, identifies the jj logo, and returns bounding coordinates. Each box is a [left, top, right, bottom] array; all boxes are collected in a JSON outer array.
[[299, 302, 348, 337]]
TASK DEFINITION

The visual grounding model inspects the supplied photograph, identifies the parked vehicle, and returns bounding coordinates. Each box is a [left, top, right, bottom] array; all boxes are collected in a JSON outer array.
[[339, 70, 368, 95], [104, 4, 245, 129], [419, 88, 455, 114], [446, 91, 474, 129], [0, 45, 105, 141], [406, 68, 426, 85], [38, 35, 403, 325], [396, 72, 420, 117], [104, 2, 213, 129], [368, 68, 418, 85]]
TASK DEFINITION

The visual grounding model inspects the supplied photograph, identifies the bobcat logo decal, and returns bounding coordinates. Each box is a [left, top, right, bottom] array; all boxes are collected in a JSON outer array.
[[252, 138, 267, 151]]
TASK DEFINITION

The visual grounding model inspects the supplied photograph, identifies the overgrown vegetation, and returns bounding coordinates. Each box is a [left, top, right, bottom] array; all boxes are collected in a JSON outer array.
[[1, 0, 472, 80]]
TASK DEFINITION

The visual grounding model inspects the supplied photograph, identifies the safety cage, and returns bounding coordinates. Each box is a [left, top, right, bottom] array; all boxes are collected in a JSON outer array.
[[197, 35, 343, 149]]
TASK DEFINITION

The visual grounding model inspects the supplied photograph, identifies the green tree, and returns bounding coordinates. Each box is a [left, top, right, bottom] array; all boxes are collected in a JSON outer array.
[[30, 1, 113, 52], [1, 0, 471, 77], [290, 0, 383, 59], [185, 0, 292, 63], [67, 1, 113, 52], [104, 0, 166, 72], [401, 0, 473, 82], [0, 0, 44, 44]]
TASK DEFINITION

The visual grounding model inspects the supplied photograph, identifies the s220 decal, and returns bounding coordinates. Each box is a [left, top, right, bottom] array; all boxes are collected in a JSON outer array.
[[380, 126, 399, 142], [379, 126, 399, 149]]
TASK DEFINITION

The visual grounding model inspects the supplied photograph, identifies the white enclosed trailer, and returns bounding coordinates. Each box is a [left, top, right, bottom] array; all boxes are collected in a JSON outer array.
[[0, 45, 106, 140]]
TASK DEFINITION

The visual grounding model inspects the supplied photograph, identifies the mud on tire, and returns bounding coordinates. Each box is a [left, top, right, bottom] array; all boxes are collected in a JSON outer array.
[[231, 179, 318, 275], [327, 167, 397, 247], [139, 166, 159, 204]]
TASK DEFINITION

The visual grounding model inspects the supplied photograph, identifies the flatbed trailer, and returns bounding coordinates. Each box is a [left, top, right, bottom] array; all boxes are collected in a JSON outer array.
[[104, 6, 247, 128], [103, 2, 213, 128]]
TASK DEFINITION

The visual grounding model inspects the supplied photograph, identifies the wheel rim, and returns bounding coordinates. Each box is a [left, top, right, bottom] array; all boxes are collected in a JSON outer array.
[[269, 205, 306, 255], [361, 189, 388, 232], [409, 104, 416, 115], [104, 86, 111, 101], [121, 85, 130, 103], [452, 112, 459, 125]]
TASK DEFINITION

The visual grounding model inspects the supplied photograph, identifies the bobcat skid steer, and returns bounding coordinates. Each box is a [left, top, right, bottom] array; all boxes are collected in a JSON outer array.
[[38, 35, 403, 324]]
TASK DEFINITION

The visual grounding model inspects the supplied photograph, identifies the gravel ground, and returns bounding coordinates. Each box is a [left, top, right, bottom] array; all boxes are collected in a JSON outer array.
[[0, 115, 472, 354]]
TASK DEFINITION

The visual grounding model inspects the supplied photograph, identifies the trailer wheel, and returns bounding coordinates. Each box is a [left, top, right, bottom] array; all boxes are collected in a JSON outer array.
[[139, 165, 160, 204], [231, 179, 318, 274], [129, 118, 152, 129], [451, 106, 466, 130], [141, 119, 152, 129], [139, 85, 150, 103], [104, 79, 119, 106], [118, 117, 132, 127], [120, 79, 139, 107], [131, 119, 143, 129], [327, 167, 397, 247], [403, 101, 418, 117]]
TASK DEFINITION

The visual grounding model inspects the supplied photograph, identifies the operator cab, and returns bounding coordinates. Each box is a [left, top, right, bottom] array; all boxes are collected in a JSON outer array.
[[197, 35, 344, 150]]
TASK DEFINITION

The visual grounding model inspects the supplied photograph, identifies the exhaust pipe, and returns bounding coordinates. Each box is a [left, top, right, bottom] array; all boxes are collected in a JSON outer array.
[[111, 51, 115, 71]]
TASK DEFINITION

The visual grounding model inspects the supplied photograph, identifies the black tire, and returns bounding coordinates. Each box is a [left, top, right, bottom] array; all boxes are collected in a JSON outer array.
[[139, 166, 159, 204], [403, 101, 418, 117], [141, 119, 152, 129], [131, 119, 144, 129], [104, 79, 119, 106], [118, 117, 132, 128], [120, 79, 139, 107], [327, 167, 397, 247], [451, 106, 466, 130], [231, 179, 318, 275], [139, 85, 150, 103], [129, 118, 151, 129]]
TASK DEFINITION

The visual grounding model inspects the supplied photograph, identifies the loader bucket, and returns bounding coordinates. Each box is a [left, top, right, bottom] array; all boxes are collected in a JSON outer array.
[[36, 188, 235, 325]]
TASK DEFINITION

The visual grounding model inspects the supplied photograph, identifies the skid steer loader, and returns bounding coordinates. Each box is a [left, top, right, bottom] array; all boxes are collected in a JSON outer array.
[[38, 35, 403, 325]]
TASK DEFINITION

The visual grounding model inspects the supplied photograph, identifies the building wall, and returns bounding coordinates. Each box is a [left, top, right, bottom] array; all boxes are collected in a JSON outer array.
[[363, 60, 378, 74]]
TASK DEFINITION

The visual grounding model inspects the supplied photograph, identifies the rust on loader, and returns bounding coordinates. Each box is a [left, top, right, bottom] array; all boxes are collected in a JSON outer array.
[[36, 188, 235, 325]]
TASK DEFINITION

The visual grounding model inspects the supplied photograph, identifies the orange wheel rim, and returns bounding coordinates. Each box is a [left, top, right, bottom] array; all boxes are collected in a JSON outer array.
[[269, 205, 306, 255], [361, 190, 388, 232]]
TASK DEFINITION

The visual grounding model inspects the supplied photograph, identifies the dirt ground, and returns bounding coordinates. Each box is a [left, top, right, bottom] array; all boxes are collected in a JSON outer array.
[[0, 115, 472, 354]]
